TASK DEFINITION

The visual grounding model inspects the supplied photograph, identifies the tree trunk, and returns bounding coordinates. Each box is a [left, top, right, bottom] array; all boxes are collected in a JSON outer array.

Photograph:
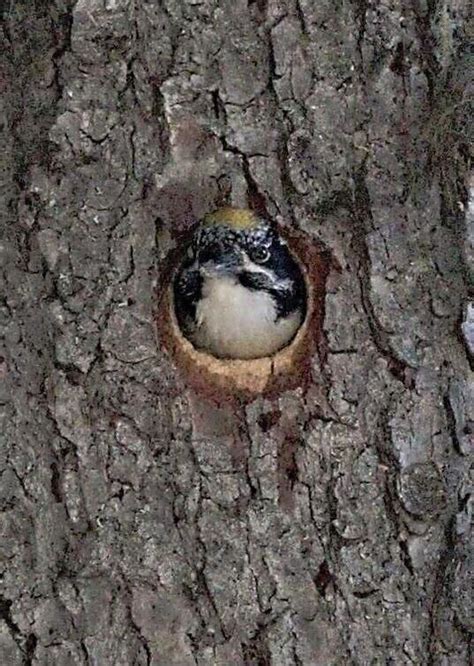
[[1, 1, 472, 664]]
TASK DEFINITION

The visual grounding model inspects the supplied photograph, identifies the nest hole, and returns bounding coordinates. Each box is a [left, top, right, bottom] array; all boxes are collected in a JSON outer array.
[[157, 225, 329, 403]]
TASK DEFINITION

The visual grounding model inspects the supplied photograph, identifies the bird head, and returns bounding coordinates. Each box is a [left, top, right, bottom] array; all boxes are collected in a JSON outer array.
[[173, 207, 306, 358]]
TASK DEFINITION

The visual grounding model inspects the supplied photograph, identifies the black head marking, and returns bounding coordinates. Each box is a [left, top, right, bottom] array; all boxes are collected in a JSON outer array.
[[174, 215, 306, 327], [238, 234, 306, 320]]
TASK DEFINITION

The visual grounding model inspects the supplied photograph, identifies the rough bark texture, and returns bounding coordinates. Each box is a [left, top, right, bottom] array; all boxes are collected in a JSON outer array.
[[1, 1, 472, 664]]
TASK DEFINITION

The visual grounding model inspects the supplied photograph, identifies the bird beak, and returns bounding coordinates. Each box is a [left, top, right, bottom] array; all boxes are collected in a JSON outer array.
[[200, 261, 236, 278], [199, 248, 243, 277]]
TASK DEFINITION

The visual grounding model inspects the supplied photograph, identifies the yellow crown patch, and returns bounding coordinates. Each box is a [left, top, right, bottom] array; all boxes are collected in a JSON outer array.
[[203, 207, 259, 230]]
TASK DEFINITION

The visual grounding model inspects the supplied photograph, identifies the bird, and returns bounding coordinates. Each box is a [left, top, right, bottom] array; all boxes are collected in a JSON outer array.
[[173, 207, 306, 360]]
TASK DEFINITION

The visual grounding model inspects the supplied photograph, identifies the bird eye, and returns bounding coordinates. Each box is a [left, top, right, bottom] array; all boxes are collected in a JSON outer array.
[[249, 247, 270, 264]]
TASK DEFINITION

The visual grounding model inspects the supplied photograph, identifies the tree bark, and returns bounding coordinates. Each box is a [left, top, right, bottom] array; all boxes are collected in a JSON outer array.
[[1, 1, 472, 664]]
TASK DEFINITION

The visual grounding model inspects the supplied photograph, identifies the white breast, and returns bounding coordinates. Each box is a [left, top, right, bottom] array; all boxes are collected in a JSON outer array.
[[191, 276, 302, 359]]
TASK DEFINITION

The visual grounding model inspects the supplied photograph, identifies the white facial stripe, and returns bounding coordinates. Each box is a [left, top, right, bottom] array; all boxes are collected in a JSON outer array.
[[242, 254, 273, 277], [242, 254, 292, 289]]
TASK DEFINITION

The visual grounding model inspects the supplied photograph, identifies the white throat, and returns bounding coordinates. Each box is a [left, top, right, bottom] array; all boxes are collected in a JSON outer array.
[[191, 275, 302, 359]]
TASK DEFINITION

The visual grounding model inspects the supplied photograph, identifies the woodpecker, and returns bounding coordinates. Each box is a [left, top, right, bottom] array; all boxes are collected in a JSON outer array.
[[173, 207, 306, 359]]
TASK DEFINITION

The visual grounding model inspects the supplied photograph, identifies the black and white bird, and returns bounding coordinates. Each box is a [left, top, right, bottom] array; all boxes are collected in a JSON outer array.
[[173, 207, 306, 360]]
